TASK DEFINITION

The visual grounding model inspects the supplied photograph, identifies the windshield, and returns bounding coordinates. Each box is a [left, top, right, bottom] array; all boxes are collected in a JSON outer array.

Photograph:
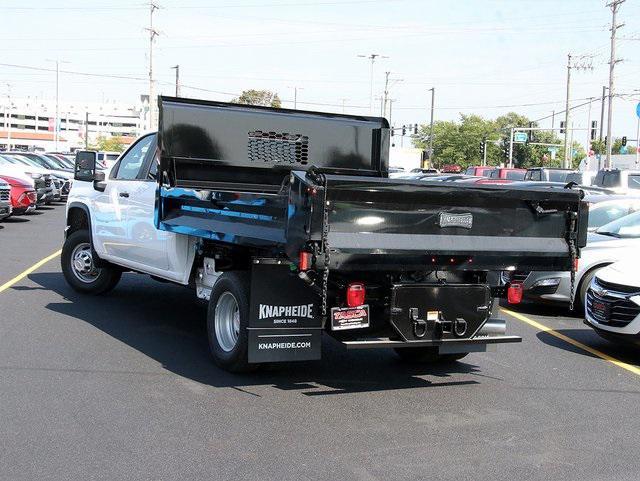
[[44, 155, 69, 169], [548, 171, 569, 182], [25, 154, 58, 170], [596, 210, 640, 238], [505, 170, 525, 180], [11, 155, 42, 169]]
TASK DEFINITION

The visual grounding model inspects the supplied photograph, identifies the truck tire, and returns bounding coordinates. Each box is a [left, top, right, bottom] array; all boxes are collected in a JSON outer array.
[[394, 347, 468, 363], [207, 272, 256, 373], [61, 230, 121, 294]]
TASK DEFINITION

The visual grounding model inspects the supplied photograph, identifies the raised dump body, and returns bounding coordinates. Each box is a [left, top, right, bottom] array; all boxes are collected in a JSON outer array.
[[157, 96, 587, 273]]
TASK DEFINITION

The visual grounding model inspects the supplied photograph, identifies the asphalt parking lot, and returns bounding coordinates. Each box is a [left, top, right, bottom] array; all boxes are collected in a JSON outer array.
[[1, 205, 639, 481]]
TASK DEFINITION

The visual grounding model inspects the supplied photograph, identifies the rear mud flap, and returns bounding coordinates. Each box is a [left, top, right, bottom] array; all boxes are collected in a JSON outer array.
[[247, 259, 322, 363]]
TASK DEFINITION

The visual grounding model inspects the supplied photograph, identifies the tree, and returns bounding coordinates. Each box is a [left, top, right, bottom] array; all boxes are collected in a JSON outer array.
[[412, 111, 571, 169], [90, 135, 125, 152], [231, 89, 281, 108]]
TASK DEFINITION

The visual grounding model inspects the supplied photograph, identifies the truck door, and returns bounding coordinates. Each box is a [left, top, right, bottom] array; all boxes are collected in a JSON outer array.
[[92, 134, 155, 263], [119, 134, 191, 282]]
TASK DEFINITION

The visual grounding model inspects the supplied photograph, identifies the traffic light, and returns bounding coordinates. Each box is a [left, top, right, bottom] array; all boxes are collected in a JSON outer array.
[[559, 121, 565, 134], [604, 136, 608, 146], [622, 136, 627, 147], [401, 125, 406, 136], [480, 141, 485, 157], [414, 124, 418, 135], [590, 120, 597, 140], [390, 127, 394, 137], [501, 142, 509, 159], [528, 122, 535, 143]]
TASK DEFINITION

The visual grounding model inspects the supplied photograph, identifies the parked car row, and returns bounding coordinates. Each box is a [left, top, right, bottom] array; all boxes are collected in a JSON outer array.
[[0, 151, 75, 219]]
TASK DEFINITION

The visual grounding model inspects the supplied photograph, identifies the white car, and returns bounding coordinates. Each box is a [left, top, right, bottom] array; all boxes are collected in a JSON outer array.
[[585, 260, 640, 345], [502, 210, 640, 309], [0, 154, 54, 205]]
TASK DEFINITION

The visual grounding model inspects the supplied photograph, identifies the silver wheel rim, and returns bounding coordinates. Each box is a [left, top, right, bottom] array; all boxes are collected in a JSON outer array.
[[70, 242, 100, 283], [215, 292, 240, 352]]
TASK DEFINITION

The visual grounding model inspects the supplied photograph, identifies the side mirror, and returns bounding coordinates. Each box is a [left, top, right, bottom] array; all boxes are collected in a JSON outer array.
[[74, 150, 98, 181]]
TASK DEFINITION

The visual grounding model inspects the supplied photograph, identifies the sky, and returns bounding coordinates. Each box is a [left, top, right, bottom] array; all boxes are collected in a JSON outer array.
[[1, 0, 639, 144]]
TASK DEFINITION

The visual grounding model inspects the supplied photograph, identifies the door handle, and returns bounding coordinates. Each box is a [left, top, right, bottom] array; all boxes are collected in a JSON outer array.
[[119, 192, 130, 198]]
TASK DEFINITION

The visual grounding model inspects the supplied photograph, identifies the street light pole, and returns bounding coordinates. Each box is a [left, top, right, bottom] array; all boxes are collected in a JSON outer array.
[[428, 87, 435, 161], [599, 85, 607, 142], [358, 54, 387, 114]]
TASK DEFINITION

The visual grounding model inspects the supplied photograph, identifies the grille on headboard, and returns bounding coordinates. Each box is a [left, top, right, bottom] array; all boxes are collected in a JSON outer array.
[[247, 130, 309, 165]]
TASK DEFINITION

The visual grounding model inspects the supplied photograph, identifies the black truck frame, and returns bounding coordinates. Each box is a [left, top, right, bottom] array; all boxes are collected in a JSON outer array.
[[156, 96, 588, 369]]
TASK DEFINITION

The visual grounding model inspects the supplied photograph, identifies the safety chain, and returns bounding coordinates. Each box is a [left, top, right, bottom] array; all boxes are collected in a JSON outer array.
[[567, 211, 578, 311], [321, 180, 331, 318]]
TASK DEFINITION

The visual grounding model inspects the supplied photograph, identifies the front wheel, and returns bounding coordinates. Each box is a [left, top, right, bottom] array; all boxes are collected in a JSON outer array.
[[61, 230, 121, 294], [394, 347, 468, 363], [207, 272, 256, 373]]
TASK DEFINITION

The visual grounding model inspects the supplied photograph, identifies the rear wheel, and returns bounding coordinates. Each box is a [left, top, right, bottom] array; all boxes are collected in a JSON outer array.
[[394, 347, 468, 363], [61, 230, 121, 294], [207, 272, 256, 373]]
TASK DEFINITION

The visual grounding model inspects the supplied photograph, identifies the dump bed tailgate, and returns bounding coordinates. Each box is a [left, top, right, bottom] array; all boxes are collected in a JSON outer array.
[[288, 172, 587, 272]]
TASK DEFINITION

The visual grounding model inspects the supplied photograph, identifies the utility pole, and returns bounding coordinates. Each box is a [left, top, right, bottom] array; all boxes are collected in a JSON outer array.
[[146, 2, 160, 129], [357, 53, 387, 114], [382, 71, 390, 118], [339, 98, 348, 114], [605, 0, 625, 169], [563, 53, 593, 168], [428, 87, 435, 160], [171, 65, 180, 97], [388, 98, 394, 126], [563, 54, 572, 169], [85, 111, 89, 149], [55, 60, 59, 150], [551, 110, 555, 130]]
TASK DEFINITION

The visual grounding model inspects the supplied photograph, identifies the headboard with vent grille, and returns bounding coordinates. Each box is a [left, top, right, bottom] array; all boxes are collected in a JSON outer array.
[[159, 96, 389, 192]]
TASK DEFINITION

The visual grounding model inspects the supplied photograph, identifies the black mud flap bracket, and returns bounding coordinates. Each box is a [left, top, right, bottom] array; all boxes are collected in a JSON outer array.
[[247, 258, 322, 363]]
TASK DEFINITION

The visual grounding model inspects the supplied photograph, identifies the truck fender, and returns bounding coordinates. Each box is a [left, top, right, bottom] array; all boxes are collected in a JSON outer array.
[[65, 202, 105, 267]]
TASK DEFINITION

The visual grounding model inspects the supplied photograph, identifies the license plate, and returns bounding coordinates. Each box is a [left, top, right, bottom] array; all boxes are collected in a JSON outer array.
[[331, 305, 370, 331], [592, 300, 610, 320]]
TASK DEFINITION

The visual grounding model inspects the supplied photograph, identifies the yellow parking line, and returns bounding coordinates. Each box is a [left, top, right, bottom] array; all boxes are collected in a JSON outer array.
[[501, 307, 640, 377], [0, 249, 62, 294]]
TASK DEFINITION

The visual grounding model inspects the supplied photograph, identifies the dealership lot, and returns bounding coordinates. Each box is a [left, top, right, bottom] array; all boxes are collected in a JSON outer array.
[[1, 205, 639, 481]]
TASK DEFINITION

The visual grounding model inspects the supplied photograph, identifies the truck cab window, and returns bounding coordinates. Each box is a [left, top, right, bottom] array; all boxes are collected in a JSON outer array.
[[114, 135, 154, 180]]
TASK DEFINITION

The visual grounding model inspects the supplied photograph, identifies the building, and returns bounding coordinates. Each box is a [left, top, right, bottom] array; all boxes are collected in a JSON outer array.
[[0, 96, 151, 152]]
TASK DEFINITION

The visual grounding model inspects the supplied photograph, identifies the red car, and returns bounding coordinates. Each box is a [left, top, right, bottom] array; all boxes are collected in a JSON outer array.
[[488, 168, 526, 180], [0, 175, 37, 215], [464, 166, 494, 177]]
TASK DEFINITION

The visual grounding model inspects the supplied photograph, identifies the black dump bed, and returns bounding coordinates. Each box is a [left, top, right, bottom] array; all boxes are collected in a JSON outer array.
[[157, 96, 588, 272]]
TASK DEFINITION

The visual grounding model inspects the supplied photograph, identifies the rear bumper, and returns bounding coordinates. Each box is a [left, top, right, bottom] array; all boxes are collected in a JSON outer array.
[[341, 334, 522, 350], [342, 317, 521, 352]]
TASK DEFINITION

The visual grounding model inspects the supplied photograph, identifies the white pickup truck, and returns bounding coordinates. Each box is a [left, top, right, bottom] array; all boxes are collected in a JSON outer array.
[[62, 97, 588, 372]]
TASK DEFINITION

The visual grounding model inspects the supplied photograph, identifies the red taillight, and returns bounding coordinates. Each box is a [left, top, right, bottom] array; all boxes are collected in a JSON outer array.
[[573, 258, 579, 272], [346, 282, 366, 307], [17, 192, 31, 207], [507, 282, 523, 304], [299, 251, 312, 271]]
